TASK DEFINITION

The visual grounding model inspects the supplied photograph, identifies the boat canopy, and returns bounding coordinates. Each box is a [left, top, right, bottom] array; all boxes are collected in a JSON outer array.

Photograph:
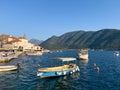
[[52, 57, 76, 62]]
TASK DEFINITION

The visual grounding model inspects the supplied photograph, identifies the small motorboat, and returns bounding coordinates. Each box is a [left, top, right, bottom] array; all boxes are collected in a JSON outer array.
[[37, 57, 80, 79], [0, 64, 20, 72], [114, 51, 119, 56], [77, 49, 88, 60]]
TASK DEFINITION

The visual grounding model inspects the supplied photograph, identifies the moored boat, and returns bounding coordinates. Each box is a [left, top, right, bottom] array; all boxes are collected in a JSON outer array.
[[0, 64, 20, 72], [77, 49, 88, 60], [37, 57, 80, 79], [114, 51, 119, 56]]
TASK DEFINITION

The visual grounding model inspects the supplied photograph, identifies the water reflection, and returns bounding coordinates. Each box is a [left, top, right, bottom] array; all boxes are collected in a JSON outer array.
[[37, 72, 80, 90], [1, 50, 120, 90]]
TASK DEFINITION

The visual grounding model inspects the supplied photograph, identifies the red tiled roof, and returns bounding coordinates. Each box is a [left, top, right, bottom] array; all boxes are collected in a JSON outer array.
[[0, 34, 12, 37], [12, 39, 21, 42], [18, 37, 24, 39], [5, 39, 21, 44]]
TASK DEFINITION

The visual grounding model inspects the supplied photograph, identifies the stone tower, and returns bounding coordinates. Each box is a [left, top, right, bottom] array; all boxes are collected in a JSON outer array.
[[23, 33, 27, 39]]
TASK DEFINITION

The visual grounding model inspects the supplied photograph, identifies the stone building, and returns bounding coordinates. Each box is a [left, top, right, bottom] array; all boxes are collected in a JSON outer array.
[[0, 34, 43, 52]]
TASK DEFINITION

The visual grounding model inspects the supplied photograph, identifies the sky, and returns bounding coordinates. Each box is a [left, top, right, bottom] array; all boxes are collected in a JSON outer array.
[[0, 0, 120, 40]]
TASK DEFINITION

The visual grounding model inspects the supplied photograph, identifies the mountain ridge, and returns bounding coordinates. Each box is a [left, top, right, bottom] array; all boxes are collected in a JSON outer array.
[[29, 39, 43, 45], [40, 29, 120, 50]]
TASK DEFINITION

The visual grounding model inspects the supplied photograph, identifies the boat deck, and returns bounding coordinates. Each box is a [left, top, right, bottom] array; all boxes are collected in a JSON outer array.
[[38, 64, 77, 72]]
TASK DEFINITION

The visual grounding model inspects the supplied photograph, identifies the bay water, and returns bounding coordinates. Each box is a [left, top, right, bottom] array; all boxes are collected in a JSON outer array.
[[0, 50, 120, 90]]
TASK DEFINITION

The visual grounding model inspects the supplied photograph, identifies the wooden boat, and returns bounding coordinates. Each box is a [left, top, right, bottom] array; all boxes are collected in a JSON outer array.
[[77, 49, 88, 60], [0, 56, 13, 63], [37, 57, 80, 79], [0, 64, 20, 72]]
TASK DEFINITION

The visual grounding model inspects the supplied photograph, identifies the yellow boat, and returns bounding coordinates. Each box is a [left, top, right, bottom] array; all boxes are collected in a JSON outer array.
[[37, 57, 80, 79]]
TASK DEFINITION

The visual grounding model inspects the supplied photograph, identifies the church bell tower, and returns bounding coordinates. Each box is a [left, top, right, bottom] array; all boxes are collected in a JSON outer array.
[[23, 33, 27, 39]]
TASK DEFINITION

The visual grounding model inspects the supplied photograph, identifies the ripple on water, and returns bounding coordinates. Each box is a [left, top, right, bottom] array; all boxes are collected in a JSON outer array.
[[1, 50, 120, 90]]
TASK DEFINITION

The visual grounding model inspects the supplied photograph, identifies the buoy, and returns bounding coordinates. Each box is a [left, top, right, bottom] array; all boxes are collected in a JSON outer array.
[[94, 63, 96, 67]]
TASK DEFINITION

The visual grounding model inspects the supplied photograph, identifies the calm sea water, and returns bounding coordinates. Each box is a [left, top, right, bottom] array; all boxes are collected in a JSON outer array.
[[0, 50, 120, 90]]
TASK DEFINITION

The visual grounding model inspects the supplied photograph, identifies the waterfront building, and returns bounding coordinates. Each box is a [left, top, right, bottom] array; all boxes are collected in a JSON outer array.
[[0, 34, 43, 52]]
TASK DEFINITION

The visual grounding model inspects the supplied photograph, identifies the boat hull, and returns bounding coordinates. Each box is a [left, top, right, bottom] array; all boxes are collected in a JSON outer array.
[[0, 66, 18, 72], [78, 54, 88, 60], [77, 50, 88, 60], [37, 64, 80, 79]]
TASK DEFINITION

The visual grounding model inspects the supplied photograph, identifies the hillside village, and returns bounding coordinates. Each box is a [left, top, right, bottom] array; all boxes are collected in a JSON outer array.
[[0, 33, 44, 52], [0, 33, 48, 62]]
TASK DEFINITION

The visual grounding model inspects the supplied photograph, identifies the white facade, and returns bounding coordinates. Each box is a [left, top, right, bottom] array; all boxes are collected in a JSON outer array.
[[2, 34, 43, 51]]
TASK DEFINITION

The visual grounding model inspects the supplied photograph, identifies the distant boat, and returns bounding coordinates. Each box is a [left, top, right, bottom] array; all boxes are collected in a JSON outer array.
[[77, 49, 88, 60], [114, 51, 119, 56], [37, 57, 80, 79], [0, 64, 20, 72]]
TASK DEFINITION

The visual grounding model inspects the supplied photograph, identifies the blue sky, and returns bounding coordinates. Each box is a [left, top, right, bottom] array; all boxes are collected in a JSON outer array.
[[0, 0, 120, 40]]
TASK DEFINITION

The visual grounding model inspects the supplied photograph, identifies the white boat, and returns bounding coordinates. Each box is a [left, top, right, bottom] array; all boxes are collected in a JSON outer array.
[[0, 64, 20, 72], [77, 50, 88, 60], [114, 51, 119, 56], [52, 57, 77, 61], [37, 57, 80, 79]]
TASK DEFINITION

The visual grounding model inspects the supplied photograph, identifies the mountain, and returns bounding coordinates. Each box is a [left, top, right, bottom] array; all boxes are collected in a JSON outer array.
[[29, 39, 43, 45], [40, 29, 120, 50]]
